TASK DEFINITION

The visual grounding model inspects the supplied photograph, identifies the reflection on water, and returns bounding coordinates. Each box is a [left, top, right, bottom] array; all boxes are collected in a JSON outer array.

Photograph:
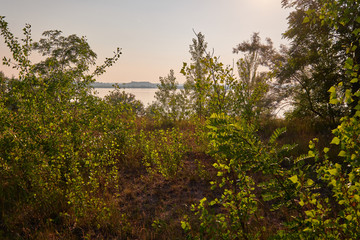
[[93, 88, 158, 106]]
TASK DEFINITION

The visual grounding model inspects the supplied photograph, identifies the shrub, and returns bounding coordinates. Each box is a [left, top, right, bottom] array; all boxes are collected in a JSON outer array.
[[141, 128, 186, 179]]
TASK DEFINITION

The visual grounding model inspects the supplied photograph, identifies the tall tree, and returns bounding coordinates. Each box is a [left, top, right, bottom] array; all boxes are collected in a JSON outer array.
[[233, 33, 278, 120], [315, 0, 360, 117], [181, 31, 211, 119], [278, 0, 357, 125], [152, 69, 183, 121], [0, 21, 121, 107]]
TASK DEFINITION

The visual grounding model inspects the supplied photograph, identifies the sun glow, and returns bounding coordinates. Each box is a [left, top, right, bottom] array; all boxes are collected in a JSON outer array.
[[233, 0, 281, 9]]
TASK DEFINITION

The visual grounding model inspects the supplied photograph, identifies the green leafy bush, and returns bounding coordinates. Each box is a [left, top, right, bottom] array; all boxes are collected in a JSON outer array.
[[0, 17, 131, 237], [141, 128, 186, 179], [182, 113, 296, 239]]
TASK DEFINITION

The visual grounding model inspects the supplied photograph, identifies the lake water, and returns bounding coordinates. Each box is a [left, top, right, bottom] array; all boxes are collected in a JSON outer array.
[[93, 88, 158, 106], [94, 87, 287, 117]]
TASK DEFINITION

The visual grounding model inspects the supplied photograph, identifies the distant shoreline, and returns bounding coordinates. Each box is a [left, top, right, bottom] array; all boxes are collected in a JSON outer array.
[[92, 81, 158, 88], [93, 86, 157, 89], [92, 81, 184, 89]]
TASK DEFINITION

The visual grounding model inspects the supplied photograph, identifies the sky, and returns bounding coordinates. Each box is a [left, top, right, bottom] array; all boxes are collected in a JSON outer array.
[[1, 0, 291, 84]]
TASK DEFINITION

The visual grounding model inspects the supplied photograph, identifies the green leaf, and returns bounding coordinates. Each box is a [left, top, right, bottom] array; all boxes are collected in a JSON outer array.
[[307, 179, 314, 186], [303, 17, 310, 23], [353, 28, 360, 35], [351, 78, 358, 83], [345, 58, 354, 70], [355, 110, 360, 118], [338, 150, 347, 157], [330, 137, 340, 145], [328, 168, 338, 176], [309, 140, 315, 149], [181, 221, 189, 230], [308, 150, 315, 157], [305, 210, 315, 218], [356, 16, 360, 23], [330, 179, 337, 186], [355, 91, 360, 97], [289, 175, 298, 184], [328, 86, 336, 93], [269, 127, 286, 144], [210, 200, 217, 206], [323, 147, 330, 153], [349, 172, 355, 182], [345, 89, 353, 103], [329, 98, 339, 104]]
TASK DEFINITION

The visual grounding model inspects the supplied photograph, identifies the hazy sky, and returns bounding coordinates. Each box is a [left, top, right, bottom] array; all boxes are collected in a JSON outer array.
[[1, 0, 291, 83]]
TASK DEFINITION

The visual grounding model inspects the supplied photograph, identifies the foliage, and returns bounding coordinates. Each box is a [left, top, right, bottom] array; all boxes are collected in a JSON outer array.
[[276, 1, 360, 238], [278, 0, 356, 125], [181, 32, 277, 123], [0, 16, 130, 238], [140, 127, 187, 179], [32, 30, 97, 74], [233, 32, 280, 119], [180, 31, 212, 119], [150, 69, 185, 122], [182, 113, 297, 239], [104, 84, 144, 116]]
